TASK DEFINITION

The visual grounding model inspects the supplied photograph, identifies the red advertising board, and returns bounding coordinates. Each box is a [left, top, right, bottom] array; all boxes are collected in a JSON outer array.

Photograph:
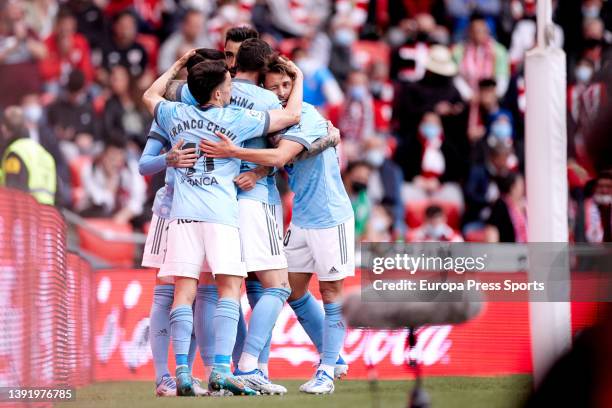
[[93, 269, 600, 381]]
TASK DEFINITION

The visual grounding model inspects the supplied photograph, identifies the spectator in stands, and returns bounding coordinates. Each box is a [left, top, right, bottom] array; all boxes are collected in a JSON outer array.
[[446, 0, 501, 41], [24, 0, 58, 40], [103, 65, 151, 150], [328, 21, 356, 85], [408, 204, 463, 242], [343, 161, 373, 240], [0, 0, 47, 107], [362, 136, 406, 238], [453, 14, 509, 101], [293, 46, 344, 111], [0, 105, 56, 205], [485, 172, 527, 242], [21, 92, 71, 206], [401, 111, 464, 209], [463, 142, 515, 230], [339, 69, 375, 159], [76, 138, 146, 225], [99, 10, 148, 78], [40, 7, 94, 94], [582, 170, 612, 242], [47, 69, 99, 161], [393, 45, 467, 178], [468, 78, 514, 162], [158, 9, 211, 73], [363, 204, 394, 242]]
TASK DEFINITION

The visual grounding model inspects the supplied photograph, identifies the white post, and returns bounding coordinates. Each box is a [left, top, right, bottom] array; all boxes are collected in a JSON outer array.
[[525, 0, 572, 386]]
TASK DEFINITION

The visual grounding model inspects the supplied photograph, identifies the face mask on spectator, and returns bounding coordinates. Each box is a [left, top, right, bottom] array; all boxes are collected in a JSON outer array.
[[23, 104, 43, 124], [575, 65, 593, 83], [351, 181, 367, 193], [491, 121, 512, 139], [426, 224, 446, 239], [371, 217, 389, 233], [419, 123, 441, 140], [350, 85, 368, 100], [582, 5, 601, 18], [366, 149, 385, 168], [334, 28, 356, 47]]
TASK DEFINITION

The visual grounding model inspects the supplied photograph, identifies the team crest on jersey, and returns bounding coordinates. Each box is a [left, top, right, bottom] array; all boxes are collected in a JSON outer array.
[[247, 110, 264, 120]]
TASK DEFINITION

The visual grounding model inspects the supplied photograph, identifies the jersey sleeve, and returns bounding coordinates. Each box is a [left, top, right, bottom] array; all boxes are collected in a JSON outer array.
[[179, 83, 198, 106], [147, 121, 171, 149], [279, 122, 313, 150], [154, 100, 183, 135], [234, 109, 270, 144]]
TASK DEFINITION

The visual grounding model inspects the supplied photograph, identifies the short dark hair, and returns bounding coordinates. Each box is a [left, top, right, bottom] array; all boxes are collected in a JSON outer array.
[[497, 172, 521, 195], [425, 205, 444, 219], [186, 48, 225, 71], [470, 12, 487, 24], [113, 9, 137, 25], [187, 60, 229, 105], [478, 78, 497, 89], [67, 69, 86, 93], [106, 137, 127, 150], [265, 55, 297, 80], [225, 26, 259, 44], [345, 160, 373, 174], [236, 38, 273, 73], [183, 8, 202, 22], [56, 6, 75, 22]]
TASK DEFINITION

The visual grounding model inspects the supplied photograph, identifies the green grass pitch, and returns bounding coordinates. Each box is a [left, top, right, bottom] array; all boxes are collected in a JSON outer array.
[[57, 376, 532, 408]]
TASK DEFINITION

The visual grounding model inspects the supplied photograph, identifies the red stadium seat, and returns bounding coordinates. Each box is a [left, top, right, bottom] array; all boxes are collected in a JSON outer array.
[[404, 200, 462, 229], [405, 200, 429, 228], [77, 218, 136, 267], [137, 34, 160, 73], [351, 41, 390, 70], [68, 156, 92, 207], [433, 201, 461, 230], [464, 228, 487, 242]]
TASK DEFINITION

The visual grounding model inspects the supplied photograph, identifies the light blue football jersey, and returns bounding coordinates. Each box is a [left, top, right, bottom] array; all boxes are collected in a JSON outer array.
[[283, 102, 353, 229], [146, 121, 175, 219], [180, 80, 283, 205], [154, 100, 270, 226]]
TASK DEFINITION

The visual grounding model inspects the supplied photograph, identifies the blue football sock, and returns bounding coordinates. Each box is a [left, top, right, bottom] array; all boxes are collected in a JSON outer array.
[[214, 298, 240, 369], [187, 330, 197, 372], [149, 285, 173, 383], [241, 288, 290, 371], [170, 305, 194, 367], [194, 285, 217, 367], [246, 280, 264, 309], [232, 306, 247, 365], [246, 280, 274, 365], [288, 292, 324, 353], [322, 302, 345, 367], [258, 334, 272, 365]]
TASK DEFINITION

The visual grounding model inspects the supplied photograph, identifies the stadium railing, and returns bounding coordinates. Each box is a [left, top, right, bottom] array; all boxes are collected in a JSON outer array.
[[0, 187, 94, 395]]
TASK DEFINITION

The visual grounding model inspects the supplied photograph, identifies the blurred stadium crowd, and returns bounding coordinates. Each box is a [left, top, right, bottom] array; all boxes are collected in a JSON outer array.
[[0, 0, 610, 247]]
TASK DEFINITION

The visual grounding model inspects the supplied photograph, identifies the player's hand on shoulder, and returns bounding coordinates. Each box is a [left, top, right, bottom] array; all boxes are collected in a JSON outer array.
[[233, 172, 258, 191], [327, 121, 341, 146], [166, 138, 198, 168], [199, 131, 235, 158]]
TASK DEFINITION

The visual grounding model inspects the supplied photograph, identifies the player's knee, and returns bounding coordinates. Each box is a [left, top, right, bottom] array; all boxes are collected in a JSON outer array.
[[288, 285, 308, 302], [319, 281, 343, 304]]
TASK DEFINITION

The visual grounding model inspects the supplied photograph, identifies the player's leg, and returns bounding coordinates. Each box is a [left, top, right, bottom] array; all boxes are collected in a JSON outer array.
[[194, 270, 216, 381], [159, 219, 206, 396], [203, 223, 256, 396], [233, 200, 289, 394], [149, 278, 175, 396], [301, 219, 355, 395], [143, 214, 176, 396], [285, 223, 325, 352]]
